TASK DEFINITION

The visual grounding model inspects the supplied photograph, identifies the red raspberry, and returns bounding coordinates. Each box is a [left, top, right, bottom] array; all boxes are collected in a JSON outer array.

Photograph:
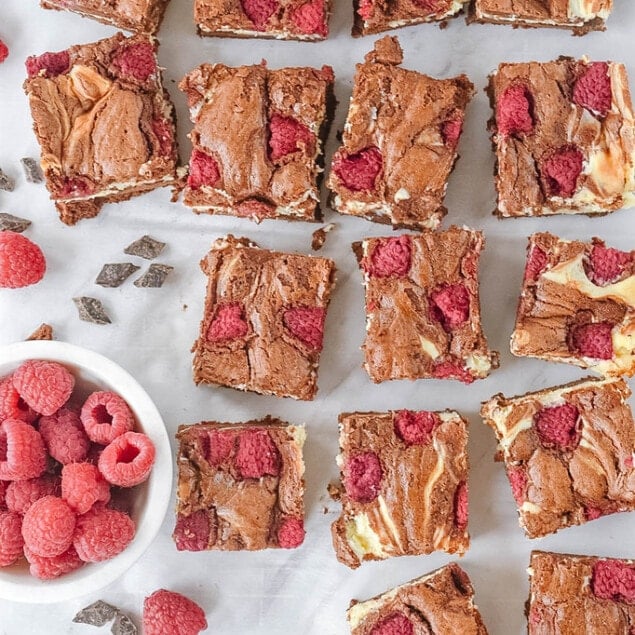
[[80, 391, 134, 445], [534, 403, 580, 450], [13, 360, 74, 416], [0, 40, 9, 63], [524, 245, 548, 282], [0, 511, 24, 566], [98, 432, 155, 488], [235, 430, 280, 479], [332, 146, 382, 192], [187, 149, 220, 189], [584, 505, 605, 521], [569, 322, 614, 360], [357, 0, 373, 18], [240, 0, 278, 29], [152, 117, 174, 157], [432, 360, 475, 384], [24, 544, 84, 580], [507, 466, 527, 505], [365, 235, 412, 278], [268, 114, 314, 161], [25, 50, 70, 78], [393, 410, 440, 446], [207, 303, 249, 342], [430, 283, 470, 331], [39, 408, 90, 465], [58, 176, 94, 199], [291, 0, 327, 36], [22, 495, 76, 557], [0, 376, 38, 424], [0, 419, 47, 481], [592, 559, 635, 603], [497, 84, 534, 137], [235, 198, 275, 221], [206, 430, 235, 465], [173, 511, 211, 552], [277, 517, 305, 548], [73, 506, 135, 562], [573, 62, 612, 118], [5, 474, 59, 515], [586, 243, 632, 286], [62, 463, 111, 514], [541, 146, 584, 198], [441, 116, 463, 148], [111, 41, 156, 82], [344, 451, 382, 503], [283, 307, 326, 350], [0, 480, 6, 509], [143, 589, 207, 635], [370, 612, 414, 635], [454, 481, 468, 531], [0, 231, 46, 289]]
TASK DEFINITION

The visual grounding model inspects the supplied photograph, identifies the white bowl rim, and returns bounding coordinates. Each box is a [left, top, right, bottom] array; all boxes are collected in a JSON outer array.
[[0, 340, 173, 603]]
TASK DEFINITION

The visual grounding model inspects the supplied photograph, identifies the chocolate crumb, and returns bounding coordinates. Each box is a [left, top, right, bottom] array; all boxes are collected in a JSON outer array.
[[73, 297, 112, 325], [439, 19, 448, 29], [26, 323, 53, 341], [0, 168, 15, 192], [183, 304, 188, 311], [124, 235, 166, 260], [73, 600, 118, 626], [323, 506, 329, 514], [311, 223, 335, 251], [327, 482, 341, 502], [20, 158, 43, 183], [134, 264, 173, 288], [111, 613, 138, 635], [0, 213, 31, 233], [96, 263, 140, 288]]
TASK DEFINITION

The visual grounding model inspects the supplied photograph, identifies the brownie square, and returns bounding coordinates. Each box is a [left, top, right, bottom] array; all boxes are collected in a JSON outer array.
[[192, 235, 336, 400], [354, 226, 498, 384], [527, 551, 635, 634], [511, 232, 635, 377], [331, 409, 470, 568], [23, 33, 178, 225], [481, 377, 635, 539], [488, 58, 635, 218], [347, 563, 489, 633], [173, 417, 306, 551], [40, 0, 171, 34], [179, 62, 334, 223], [327, 37, 474, 231]]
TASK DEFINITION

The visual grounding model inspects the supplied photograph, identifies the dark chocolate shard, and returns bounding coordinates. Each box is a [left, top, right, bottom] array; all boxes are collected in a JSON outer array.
[[73, 600, 118, 626], [20, 158, 43, 183], [124, 235, 166, 260], [0, 213, 31, 233], [73, 297, 112, 325], [0, 168, 15, 192], [95, 263, 140, 288], [26, 323, 53, 341], [112, 613, 138, 635], [311, 223, 335, 251], [134, 264, 173, 288]]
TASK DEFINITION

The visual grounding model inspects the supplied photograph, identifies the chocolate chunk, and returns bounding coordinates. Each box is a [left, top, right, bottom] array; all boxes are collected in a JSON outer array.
[[73, 297, 112, 325], [112, 613, 138, 635], [124, 235, 166, 260], [95, 263, 140, 288], [26, 323, 53, 341], [311, 223, 335, 251], [73, 600, 118, 626], [133, 263, 173, 288], [0, 213, 31, 233], [0, 168, 15, 192], [20, 158, 43, 183]]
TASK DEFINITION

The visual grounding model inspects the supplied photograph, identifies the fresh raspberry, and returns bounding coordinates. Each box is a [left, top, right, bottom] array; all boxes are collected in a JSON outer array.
[[441, 116, 463, 148], [206, 303, 249, 342], [365, 235, 411, 278], [454, 480, 468, 529], [584, 505, 605, 521], [80, 391, 134, 445], [370, 612, 414, 635], [189, 150, 221, 190], [25, 50, 70, 78], [13, 360, 74, 416], [62, 463, 111, 514], [524, 246, 548, 282], [591, 559, 635, 603], [58, 176, 94, 199], [569, 322, 614, 360], [240, 0, 279, 29], [534, 403, 580, 450], [235, 430, 280, 479], [24, 544, 84, 580], [0, 231, 46, 289], [39, 408, 90, 465], [432, 361, 475, 384], [152, 117, 174, 157], [497, 84, 534, 137], [0, 480, 6, 509], [283, 307, 326, 350], [5, 474, 59, 515], [22, 496, 76, 558], [207, 430, 235, 465], [357, 0, 374, 19], [235, 198, 275, 220], [98, 432, 155, 488], [573, 62, 612, 118], [111, 41, 156, 82], [332, 146, 382, 192], [277, 517, 305, 548], [0, 419, 47, 481], [586, 243, 632, 286], [0, 40, 9, 64], [73, 506, 135, 562], [430, 283, 470, 331], [290, 0, 327, 36], [173, 511, 211, 552], [344, 451, 382, 503], [268, 114, 314, 161], [412, 0, 443, 10], [393, 410, 440, 446], [541, 146, 584, 198], [0, 377, 38, 424], [143, 589, 208, 635], [0, 511, 23, 566], [507, 466, 527, 505]]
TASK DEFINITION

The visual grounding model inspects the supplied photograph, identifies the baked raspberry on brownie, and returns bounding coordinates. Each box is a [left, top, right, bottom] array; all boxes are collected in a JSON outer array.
[[488, 58, 635, 218], [347, 563, 489, 633], [332, 410, 470, 568], [173, 417, 305, 551], [353, 226, 498, 384], [481, 377, 635, 539], [192, 235, 336, 400], [527, 551, 635, 634], [511, 232, 635, 377], [23, 33, 178, 225], [328, 36, 474, 230]]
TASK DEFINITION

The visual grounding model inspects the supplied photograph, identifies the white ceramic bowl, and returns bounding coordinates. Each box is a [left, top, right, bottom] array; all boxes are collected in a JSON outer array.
[[0, 340, 173, 603]]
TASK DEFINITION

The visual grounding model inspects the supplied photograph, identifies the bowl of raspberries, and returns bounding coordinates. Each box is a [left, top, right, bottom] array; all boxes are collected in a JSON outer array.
[[0, 340, 172, 602]]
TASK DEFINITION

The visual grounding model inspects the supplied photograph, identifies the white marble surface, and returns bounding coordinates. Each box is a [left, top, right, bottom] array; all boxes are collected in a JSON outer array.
[[1, 0, 635, 632]]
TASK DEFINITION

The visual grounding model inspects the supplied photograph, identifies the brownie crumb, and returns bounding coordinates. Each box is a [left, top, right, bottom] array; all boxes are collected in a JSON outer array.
[[73, 600, 118, 626], [95, 263, 140, 288], [0, 168, 15, 192], [26, 323, 53, 341], [133, 263, 173, 287], [73, 297, 112, 325], [327, 482, 341, 501], [20, 158, 43, 183], [0, 213, 31, 233], [311, 223, 335, 251], [124, 235, 166, 260]]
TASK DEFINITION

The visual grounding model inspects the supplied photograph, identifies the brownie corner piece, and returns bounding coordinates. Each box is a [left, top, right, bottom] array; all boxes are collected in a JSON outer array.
[[173, 417, 306, 551], [328, 36, 474, 230], [192, 235, 336, 400]]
